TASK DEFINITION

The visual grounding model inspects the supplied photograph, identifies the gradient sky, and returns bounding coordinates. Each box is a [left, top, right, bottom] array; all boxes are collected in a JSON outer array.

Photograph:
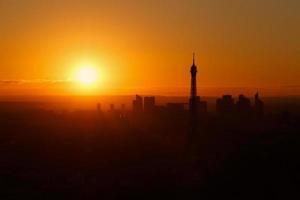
[[0, 0, 299, 96]]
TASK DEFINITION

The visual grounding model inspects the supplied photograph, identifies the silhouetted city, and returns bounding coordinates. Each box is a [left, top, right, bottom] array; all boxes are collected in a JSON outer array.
[[0, 56, 299, 199]]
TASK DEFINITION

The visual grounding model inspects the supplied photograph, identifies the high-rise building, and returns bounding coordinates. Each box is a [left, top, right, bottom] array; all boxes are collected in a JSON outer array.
[[236, 94, 251, 117], [144, 96, 156, 113], [198, 100, 208, 115], [132, 95, 143, 113], [216, 95, 235, 115], [167, 103, 185, 113], [254, 92, 264, 118]]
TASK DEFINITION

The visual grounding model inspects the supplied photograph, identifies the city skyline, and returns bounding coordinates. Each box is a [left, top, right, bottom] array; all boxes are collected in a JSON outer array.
[[1, 0, 300, 96], [1, 1, 300, 198]]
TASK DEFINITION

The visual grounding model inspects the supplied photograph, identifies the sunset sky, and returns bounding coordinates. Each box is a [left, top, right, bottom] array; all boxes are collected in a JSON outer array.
[[0, 0, 299, 96]]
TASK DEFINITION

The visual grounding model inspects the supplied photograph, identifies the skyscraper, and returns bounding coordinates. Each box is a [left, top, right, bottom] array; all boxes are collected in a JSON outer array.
[[216, 95, 235, 116], [132, 95, 143, 114], [254, 92, 264, 118], [144, 96, 156, 113], [236, 94, 251, 117]]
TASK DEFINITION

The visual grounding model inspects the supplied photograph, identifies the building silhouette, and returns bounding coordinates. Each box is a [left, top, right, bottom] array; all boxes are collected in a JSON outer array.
[[167, 103, 185, 114], [198, 100, 208, 116], [216, 95, 235, 116], [216, 93, 265, 119], [188, 53, 200, 151], [144, 96, 156, 113], [236, 94, 252, 117], [189, 53, 198, 115], [254, 92, 264, 118], [132, 95, 143, 114]]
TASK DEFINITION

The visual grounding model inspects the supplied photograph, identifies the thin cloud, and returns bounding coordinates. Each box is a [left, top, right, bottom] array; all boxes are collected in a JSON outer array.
[[0, 80, 22, 84], [0, 79, 72, 85]]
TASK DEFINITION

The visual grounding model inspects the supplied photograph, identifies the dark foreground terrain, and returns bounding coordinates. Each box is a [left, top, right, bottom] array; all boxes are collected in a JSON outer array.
[[0, 103, 299, 199]]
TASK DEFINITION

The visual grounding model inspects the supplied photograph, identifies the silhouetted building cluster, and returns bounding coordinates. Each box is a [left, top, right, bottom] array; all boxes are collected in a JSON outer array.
[[132, 95, 188, 116], [216, 95, 235, 115], [167, 103, 185, 114], [132, 95, 157, 114], [98, 54, 264, 128], [3, 53, 298, 200], [96, 53, 265, 140], [217, 93, 264, 118]]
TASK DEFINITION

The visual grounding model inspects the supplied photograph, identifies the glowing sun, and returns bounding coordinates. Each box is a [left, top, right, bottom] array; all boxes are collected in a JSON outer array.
[[71, 59, 107, 93], [76, 66, 99, 86]]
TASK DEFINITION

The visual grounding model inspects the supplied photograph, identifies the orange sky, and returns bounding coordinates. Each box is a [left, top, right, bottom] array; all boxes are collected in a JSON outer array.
[[0, 0, 299, 96]]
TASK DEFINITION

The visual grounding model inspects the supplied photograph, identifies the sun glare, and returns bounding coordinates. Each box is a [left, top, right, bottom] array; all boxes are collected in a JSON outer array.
[[71, 59, 107, 94], [77, 67, 98, 85]]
